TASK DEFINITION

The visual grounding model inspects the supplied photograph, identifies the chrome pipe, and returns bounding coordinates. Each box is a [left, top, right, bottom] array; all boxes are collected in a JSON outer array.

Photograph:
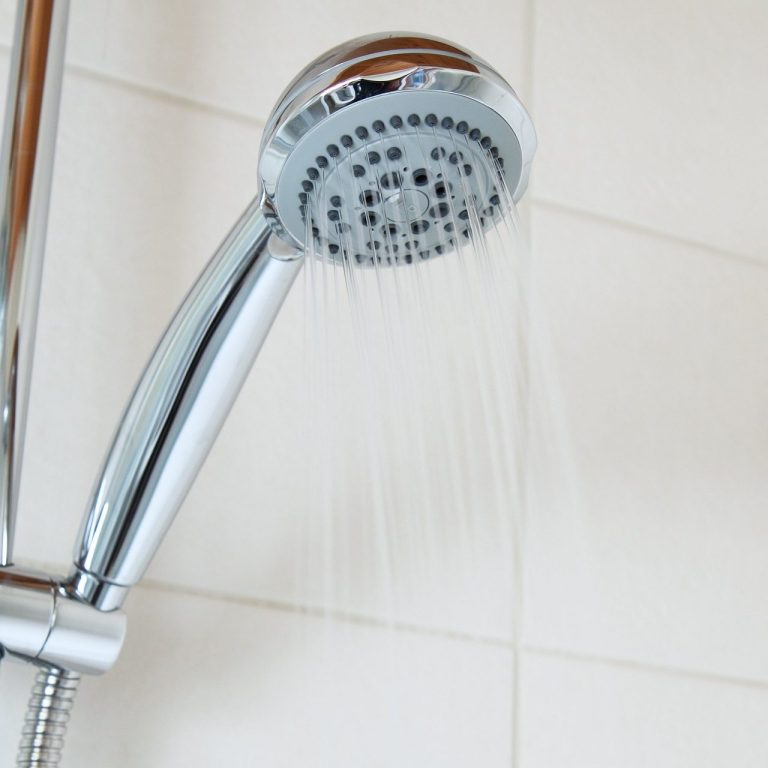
[[0, 0, 70, 566], [69, 201, 303, 611]]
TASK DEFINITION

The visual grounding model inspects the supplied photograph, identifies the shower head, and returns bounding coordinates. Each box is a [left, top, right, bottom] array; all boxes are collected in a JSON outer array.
[[258, 33, 536, 263], [69, 33, 536, 613]]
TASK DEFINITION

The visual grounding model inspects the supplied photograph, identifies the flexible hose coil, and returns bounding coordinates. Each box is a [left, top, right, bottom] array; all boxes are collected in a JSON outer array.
[[17, 666, 79, 767]]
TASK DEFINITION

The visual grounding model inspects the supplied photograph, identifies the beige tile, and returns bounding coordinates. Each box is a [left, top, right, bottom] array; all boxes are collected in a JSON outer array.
[[0, 587, 513, 768], [532, 0, 768, 260], [0, 0, 529, 122], [520, 651, 768, 768], [524, 204, 768, 681]]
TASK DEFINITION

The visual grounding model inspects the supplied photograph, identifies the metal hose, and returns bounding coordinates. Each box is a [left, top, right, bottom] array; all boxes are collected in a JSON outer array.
[[17, 666, 79, 767]]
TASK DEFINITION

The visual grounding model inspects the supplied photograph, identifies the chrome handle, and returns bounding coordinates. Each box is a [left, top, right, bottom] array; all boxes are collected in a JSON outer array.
[[69, 201, 303, 610]]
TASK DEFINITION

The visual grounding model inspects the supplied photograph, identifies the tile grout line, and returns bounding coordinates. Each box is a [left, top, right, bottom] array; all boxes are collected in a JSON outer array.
[[136, 577, 514, 649], [532, 197, 768, 269], [12, 555, 768, 689], [135, 576, 768, 694], [523, 644, 768, 693], [66, 61, 268, 131], [0, 41, 268, 131], [517, 0, 537, 241], [514, 3, 539, 766], [522, 0, 537, 116]]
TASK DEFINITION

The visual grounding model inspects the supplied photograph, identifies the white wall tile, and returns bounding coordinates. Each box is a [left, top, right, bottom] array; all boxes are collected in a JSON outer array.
[[521, 651, 768, 768], [0, 586, 514, 768], [0, 0, 529, 121], [524, 204, 768, 682], [532, 0, 768, 260]]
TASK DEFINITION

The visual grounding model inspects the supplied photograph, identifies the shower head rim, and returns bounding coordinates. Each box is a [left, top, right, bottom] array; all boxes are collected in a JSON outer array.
[[258, 33, 537, 249], [267, 32, 495, 120]]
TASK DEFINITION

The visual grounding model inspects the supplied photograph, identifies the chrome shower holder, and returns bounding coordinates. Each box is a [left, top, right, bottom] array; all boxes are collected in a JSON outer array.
[[0, 567, 125, 674]]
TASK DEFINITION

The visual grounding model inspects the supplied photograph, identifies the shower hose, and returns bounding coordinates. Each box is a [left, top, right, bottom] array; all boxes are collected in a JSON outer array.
[[15, 665, 80, 767]]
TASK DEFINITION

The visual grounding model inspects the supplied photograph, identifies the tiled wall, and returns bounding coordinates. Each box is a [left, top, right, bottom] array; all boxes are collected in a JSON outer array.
[[1, 1, 767, 766]]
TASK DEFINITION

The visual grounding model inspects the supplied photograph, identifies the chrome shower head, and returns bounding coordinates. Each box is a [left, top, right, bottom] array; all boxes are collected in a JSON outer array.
[[69, 33, 536, 613], [258, 33, 536, 264]]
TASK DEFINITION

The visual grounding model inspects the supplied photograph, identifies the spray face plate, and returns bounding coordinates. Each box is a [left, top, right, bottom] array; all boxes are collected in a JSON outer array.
[[259, 34, 537, 264]]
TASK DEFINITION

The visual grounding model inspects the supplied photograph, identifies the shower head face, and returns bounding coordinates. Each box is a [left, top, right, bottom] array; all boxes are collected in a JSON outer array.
[[259, 33, 536, 264]]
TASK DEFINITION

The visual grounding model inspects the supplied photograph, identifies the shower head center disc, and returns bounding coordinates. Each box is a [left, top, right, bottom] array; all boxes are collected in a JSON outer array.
[[383, 189, 429, 223]]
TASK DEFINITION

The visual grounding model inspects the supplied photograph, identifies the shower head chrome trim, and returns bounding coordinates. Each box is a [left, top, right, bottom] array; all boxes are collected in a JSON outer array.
[[258, 33, 536, 249]]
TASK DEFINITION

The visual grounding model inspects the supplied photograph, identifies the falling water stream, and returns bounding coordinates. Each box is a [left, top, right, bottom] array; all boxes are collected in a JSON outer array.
[[294, 122, 540, 764]]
